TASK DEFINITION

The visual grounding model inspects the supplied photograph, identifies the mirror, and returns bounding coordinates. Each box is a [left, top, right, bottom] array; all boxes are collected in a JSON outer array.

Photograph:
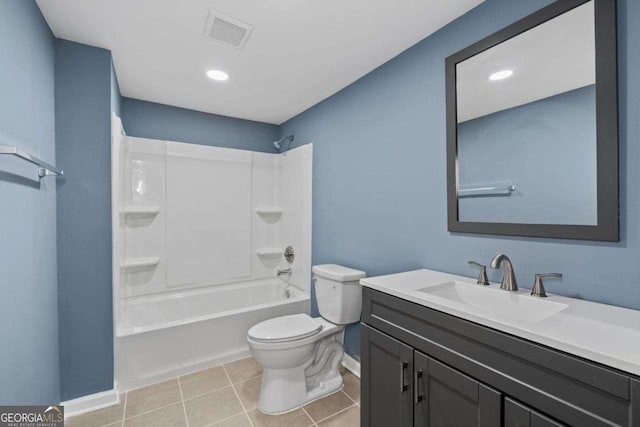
[[446, 0, 618, 241]]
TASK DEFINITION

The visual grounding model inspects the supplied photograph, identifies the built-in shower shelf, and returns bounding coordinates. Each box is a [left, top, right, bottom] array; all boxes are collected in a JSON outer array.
[[256, 248, 282, 257], [256, 208, 283, 220], [120, 206, 160, 216], [120, 257, 161, 269]]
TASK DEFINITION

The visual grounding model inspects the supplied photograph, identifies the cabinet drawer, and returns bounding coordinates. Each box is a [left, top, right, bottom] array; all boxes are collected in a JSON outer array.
[[362, 288, 640, 427]]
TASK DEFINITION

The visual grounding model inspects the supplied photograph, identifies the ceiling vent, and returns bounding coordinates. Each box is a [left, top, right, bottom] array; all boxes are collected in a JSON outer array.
[[203, 10, 253, 50]]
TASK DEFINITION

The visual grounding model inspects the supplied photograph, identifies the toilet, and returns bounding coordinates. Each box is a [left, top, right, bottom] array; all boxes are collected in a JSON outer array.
[[247, 264, 366, 414]]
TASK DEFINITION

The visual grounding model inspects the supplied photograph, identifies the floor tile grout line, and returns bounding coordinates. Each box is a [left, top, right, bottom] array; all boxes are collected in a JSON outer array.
[[121, 392, 128, 427], [220, 366, 262, 385], [201, 409, 249, 427], [312, 402, 358, 425], [123, 372, 254, 420], [177, 376, 190, 427], [341, 388, 359, 405], [231, 374, 261, 385], [122, 382, 242, 422], [122, 399, 185, 421], [180, 382, 235, 402], [222, 364, 255, 427], [119, 360, 254, 396], [73, 357, 258, 426], [340, 372, 361, 404], [178, 373, 261, 403], [301, 406, 318, 427]]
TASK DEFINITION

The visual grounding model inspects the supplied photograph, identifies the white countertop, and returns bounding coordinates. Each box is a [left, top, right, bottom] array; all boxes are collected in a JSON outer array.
[[360, 269, 640, 377]]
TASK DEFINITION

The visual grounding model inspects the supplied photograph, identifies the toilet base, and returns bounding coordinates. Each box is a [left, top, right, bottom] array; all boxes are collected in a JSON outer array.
[[305, 370, 344, 403], [257, 365, 343, 415], [256, 338, 345, 414]]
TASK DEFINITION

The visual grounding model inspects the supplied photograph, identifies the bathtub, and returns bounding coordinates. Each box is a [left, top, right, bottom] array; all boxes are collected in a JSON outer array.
[[115, 278, 309, 391]]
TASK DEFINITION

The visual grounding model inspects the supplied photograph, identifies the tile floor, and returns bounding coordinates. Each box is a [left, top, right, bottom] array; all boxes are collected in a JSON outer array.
[[65, 357, 361, 427]]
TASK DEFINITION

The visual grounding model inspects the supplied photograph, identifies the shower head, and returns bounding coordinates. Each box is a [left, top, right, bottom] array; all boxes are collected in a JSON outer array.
[[273, 135, 294, 152]]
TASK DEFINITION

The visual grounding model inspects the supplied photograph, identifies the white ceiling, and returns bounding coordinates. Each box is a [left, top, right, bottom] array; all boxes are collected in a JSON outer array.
[[36, 0, 483, 124], [456, 1, 595, 122]]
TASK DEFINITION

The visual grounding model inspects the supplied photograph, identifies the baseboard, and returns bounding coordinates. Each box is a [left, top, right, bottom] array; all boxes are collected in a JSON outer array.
[[341, 353, 361, 378], [61, 389, 119, 418]]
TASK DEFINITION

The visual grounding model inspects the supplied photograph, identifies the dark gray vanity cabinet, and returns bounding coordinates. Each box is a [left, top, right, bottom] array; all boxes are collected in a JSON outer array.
[[413, 349, 501, 426], [504, 398, 564, 427], [361, 324, 413, 427], [362, 323, 501, 427], [361, 288, 640, 427]]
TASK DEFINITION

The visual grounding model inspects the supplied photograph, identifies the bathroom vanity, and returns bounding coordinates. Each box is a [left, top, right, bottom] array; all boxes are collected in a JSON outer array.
[[360, 269, 640, 427]]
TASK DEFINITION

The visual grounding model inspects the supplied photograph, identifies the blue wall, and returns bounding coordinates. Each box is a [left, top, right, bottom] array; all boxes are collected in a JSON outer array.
[[280, 0, 640, 360], [111, 61, 122, 117], [55, 40, 114, 400], [0, 0, 59, 404], [458, 85, 597, 224], [122, 98, 278, 152]]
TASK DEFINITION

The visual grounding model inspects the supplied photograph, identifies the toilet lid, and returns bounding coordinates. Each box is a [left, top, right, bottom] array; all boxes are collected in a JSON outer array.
[[248, 314, 322, 343]]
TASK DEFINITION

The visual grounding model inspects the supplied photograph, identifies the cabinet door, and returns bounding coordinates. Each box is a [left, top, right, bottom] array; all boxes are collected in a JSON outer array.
[[413, 351, 501, 427], [361, 324, 414, 427], [505, 397, 566, 427]]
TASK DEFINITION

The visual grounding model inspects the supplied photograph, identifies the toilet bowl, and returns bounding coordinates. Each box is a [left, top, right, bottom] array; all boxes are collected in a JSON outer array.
[[247, 264, 365, 414]]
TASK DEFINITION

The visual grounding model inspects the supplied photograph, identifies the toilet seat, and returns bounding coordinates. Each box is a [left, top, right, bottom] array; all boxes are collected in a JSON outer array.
[[248, 313, 322, 343]]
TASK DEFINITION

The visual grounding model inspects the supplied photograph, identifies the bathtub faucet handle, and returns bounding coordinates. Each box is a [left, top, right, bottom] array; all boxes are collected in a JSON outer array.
[[277, 268, 292, 277]]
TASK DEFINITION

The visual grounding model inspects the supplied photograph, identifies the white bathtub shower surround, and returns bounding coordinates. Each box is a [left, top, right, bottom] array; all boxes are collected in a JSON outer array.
[[115, 278, 309, 391], [251, 147, 313, 293], [111, 117, 313, 391], [278, 147, 313, 293], [113, 139, 313, 299], [117, 278, 306, 337], [167, 143, 253, 288]]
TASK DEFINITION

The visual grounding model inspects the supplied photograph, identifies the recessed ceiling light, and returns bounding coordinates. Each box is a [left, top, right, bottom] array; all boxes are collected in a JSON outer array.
[[206, 69, 229, 81], [489, 69, 513, 81]]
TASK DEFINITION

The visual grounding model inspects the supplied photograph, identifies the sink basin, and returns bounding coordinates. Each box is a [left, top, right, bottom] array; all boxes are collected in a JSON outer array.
[[417, 281, 568, 323]]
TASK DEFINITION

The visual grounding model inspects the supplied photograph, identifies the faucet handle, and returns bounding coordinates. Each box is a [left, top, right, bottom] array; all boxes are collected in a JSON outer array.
[[531, 273, 563, 297], [468, 261, 489, 286], [277, 267, 292, 277]]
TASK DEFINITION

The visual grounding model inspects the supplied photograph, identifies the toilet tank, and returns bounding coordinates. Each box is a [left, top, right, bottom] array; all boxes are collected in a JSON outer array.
[[312, 264, 366, 325]]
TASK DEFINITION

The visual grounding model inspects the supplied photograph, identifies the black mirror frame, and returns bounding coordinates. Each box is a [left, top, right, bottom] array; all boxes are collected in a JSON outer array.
[[446, 0, 619, 242]]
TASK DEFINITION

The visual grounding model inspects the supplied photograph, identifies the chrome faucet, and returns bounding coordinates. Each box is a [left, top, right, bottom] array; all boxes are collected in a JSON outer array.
[[277, 268, 292, 277], [490, 254, 518, 291]]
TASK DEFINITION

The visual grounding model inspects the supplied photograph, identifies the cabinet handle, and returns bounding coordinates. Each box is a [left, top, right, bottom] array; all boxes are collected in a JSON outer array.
[[399, 362, 408, 392], [414, 370, 423, 403]]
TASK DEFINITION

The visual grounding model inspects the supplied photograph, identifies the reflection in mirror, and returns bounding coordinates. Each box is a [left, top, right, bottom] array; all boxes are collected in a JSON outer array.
[[456, 1, 596, 225]]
